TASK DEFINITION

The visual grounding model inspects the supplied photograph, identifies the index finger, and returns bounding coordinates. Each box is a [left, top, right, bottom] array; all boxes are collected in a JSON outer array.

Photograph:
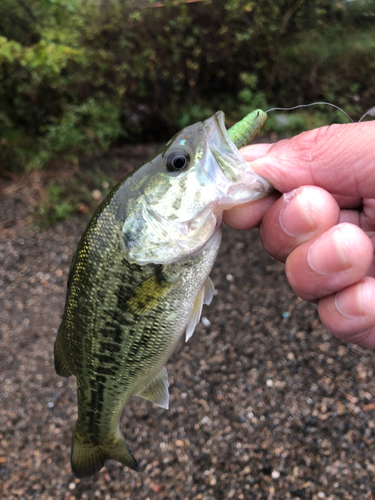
[[242, 122, 375, 198]]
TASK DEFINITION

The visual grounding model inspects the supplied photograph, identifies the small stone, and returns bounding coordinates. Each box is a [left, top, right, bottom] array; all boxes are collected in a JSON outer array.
[[78, 203, 89, 214], [209, 476, 217, 486], [92, 189, 102, 200], [201, 317, 211, 327], [150, 483, 163, 493]]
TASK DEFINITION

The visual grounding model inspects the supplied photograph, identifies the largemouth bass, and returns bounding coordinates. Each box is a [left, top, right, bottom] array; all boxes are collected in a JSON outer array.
[[54, 109, 272, 478]]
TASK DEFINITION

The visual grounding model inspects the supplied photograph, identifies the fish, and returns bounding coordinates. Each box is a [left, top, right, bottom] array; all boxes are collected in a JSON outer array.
[[54, 109, 273, 478]]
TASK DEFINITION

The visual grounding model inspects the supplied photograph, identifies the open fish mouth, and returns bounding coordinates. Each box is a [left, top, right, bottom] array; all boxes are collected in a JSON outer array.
[[202, 111, 273, 207]]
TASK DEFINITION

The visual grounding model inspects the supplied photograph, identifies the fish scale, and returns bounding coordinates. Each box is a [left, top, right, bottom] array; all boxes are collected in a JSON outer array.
[[55, 109, 273, 478]]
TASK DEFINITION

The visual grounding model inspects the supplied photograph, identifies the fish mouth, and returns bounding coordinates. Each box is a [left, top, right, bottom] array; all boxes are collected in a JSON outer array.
[[202, 111, 273, 206], [204, 111, 242, 182], [213, 111, 239, 158]]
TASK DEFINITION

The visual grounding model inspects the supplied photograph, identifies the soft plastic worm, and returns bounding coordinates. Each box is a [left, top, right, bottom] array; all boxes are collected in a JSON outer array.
[[227, 109, 267, 148]]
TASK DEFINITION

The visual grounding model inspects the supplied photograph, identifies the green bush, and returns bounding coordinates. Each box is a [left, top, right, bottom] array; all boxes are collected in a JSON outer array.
[[0, 0, 374, 171]]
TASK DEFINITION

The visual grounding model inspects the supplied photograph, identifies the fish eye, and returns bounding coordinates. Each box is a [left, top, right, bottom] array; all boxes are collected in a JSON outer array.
[[165, 150, 190, 172]]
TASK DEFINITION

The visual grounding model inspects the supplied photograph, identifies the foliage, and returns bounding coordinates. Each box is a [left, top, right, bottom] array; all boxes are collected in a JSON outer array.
[[36, 166, 114, 226], [37, 182, 77, 225], [1, 0, 375, 171]]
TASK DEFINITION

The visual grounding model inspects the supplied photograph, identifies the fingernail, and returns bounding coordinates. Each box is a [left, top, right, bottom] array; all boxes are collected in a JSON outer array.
[[308, 227, 351, 275], [335, 283, 366, 318], [240, 143, 270, 160], [279, 189, 317, 237]]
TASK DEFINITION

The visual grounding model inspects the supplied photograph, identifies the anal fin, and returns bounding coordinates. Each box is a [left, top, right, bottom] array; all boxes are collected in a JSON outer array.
[[185, 276, 215, 342], [137, 367, 169, 410]]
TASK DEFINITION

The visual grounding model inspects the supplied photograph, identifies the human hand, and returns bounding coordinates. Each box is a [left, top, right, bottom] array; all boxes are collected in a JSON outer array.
[[223, 122, 375, 348]]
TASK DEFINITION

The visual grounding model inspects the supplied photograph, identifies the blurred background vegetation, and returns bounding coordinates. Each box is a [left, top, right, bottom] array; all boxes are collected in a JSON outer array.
[[1, 0, 374, 172]]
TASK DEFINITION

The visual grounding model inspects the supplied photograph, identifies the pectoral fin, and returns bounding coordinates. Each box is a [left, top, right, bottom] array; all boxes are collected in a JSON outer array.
[[185, 277, 215, 342], [137, 367, 169, 409]]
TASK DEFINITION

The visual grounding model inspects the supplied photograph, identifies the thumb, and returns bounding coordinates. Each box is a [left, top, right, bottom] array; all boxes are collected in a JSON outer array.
[[241, 122, 375, 198]]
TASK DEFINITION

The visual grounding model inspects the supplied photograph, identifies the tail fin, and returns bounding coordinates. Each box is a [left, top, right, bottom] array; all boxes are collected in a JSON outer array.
[[71, 425, 139, 478]]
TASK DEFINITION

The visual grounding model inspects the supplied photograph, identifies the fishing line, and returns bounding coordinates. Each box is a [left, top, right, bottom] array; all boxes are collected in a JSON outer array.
[[265, 102, 354, 123], [358, 106, 375, 122]]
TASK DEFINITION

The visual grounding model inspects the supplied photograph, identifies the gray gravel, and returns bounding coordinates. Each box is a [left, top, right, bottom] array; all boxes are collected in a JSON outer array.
[[1, 154, 375, 500]]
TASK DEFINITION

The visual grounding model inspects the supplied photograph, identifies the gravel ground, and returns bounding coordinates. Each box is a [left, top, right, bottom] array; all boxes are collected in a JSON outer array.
[[1, 149, 375, 500]]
